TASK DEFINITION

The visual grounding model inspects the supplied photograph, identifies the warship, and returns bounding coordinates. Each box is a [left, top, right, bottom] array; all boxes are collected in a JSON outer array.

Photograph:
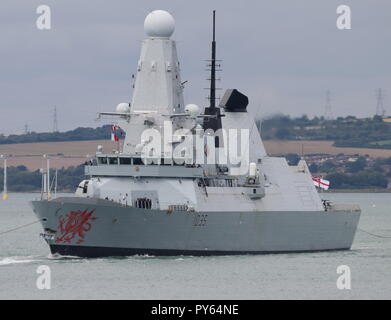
[[31, 10, 361, 257]]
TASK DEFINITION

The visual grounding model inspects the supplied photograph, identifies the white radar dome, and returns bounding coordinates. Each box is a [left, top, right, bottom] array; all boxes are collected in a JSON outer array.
[[185, 104, 200, 118], [144, 10, 175, 38], [116, 102, 130, 113]]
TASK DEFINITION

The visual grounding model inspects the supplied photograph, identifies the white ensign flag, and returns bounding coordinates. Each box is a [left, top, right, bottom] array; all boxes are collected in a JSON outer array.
[[312, 176, 330, 190]]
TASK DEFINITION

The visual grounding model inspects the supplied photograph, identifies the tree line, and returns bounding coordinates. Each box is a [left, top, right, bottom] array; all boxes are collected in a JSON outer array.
[[258, 114, 391, 149], [1, 155, 389, 191], [0, 125, 124, 145], [2, 115, 391, 150], [283, 153, 390, 190], [0, 165, 84, 192]]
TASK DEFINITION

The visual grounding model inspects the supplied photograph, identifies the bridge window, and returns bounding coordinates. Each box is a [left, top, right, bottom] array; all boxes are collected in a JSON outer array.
[[98, 157, 108, 164], [109, 157, 118, 165], [133, 158, 144, 165], [119, 158, 132, 165]]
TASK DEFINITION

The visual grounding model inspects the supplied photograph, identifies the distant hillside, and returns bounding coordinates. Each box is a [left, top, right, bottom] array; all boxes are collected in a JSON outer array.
[[2, 139, 391, 171], [0, 125, 124, 145], [2, 115, 391, 150], [1, 154, 389, 192], [259, 115, 391, 149]]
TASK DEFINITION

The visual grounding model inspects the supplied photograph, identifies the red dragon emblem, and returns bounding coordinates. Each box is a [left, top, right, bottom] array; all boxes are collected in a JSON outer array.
[[55, 209, 97, 244]]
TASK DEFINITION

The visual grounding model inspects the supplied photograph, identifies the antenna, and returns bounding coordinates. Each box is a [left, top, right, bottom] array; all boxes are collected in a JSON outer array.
[[210, 10, 216, 109], [24, 123, 29, 135], [202, 10, 223, 146], [324, 90, 333, 120], [205, 10, 222, 106], [53, 106, 58, 132], [375, 88, 386, 117]]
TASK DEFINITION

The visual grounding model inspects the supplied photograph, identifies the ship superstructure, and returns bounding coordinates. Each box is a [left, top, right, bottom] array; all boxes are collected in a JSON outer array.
[[31, 10, 360, 257]]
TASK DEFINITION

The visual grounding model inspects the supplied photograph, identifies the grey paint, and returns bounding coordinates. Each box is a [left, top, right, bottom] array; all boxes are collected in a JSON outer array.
[[32, 197, 360, 255]]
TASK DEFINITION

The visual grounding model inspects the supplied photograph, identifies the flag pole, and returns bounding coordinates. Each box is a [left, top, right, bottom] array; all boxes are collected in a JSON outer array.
[[43, 154, 51, 200], [1, 155, 9, 200]]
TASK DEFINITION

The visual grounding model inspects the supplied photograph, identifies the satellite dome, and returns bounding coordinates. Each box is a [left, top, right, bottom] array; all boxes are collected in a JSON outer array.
[[185, 104, 200, 118], [116, 102, 130, 113], [144, 10, 175, 38]]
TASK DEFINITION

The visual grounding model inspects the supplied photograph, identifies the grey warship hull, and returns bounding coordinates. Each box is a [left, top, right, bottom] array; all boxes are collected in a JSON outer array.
[[31, 197, 361, 257]]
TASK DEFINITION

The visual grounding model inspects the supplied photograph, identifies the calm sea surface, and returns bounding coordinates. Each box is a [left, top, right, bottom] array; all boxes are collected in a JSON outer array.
[[0, 193, 390, 300]]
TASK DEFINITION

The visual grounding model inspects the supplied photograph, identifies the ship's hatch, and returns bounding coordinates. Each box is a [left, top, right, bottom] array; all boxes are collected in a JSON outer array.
[[131, 190, 159, 210], [135, 198, 152, 209]]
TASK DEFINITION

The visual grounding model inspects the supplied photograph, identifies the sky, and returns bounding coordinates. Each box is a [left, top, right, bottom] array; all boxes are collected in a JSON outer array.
[[0, 0, 390, 135]]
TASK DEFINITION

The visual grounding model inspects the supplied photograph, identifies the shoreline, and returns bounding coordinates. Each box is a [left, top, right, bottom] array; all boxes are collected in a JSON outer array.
[[3, 189, 391, 194], [322, 189, 391, 193]]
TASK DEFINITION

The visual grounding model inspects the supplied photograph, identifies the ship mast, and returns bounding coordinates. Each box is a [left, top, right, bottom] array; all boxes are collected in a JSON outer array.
[[203, 10, 222, 146], [210, 10, 216, 109]]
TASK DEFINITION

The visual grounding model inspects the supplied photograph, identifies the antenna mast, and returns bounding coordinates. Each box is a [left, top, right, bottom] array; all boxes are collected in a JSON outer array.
[[210, 10, 216, 109], [324, 90, 333, 120], [53, 106, 58, 132], [202, 10, 223, 145], [376, 88, 386, 117]]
